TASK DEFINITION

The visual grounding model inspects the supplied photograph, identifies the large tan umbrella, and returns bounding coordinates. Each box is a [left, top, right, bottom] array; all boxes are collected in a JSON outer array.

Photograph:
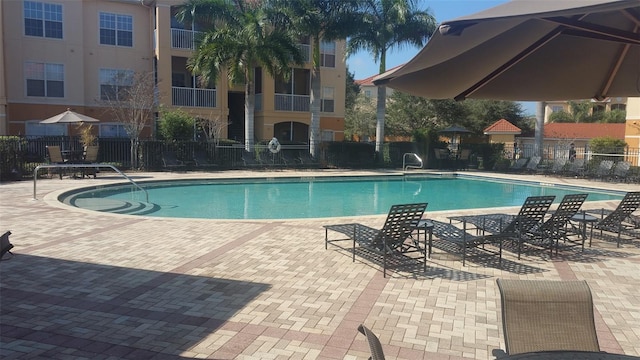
[[374, 0, 640, 101], [40, 109, 100, 124]]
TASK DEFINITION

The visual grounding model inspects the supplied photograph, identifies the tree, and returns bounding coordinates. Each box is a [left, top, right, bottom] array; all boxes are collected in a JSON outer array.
[[266, 0, 359, 158], [385, 91, 434, 136], [177, 0, 304, 152], [345, 66, 360, 113], [348, 0, 436, 153], [345, 93, 376, 141], [197, 112, 228, 145], [99, 71, 156, 169]]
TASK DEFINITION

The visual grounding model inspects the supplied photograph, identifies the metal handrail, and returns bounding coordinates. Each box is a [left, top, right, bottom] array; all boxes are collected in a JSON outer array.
[[33, 163, 149, 203], [403, 153, 423, 171]]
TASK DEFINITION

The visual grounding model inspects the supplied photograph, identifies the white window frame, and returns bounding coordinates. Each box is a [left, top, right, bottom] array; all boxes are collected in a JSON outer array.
[[99, 12, 133, 47], [321, 130, 334, 142], [24, 1, 63, 39], [99, 68, 134, 101], [24, 61, 64, 98]]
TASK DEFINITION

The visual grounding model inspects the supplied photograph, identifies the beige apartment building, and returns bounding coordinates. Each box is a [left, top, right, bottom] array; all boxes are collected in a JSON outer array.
[[0, 0, 346, 143]]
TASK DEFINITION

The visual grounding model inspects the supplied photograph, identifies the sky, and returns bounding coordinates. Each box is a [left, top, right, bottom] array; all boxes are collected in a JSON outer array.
[[346, 0, 538, 115]]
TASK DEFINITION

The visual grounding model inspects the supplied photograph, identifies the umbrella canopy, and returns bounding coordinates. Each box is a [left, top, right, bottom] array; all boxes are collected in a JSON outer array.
[[40, 109, 100, 124], [374, 0, 640, 101]]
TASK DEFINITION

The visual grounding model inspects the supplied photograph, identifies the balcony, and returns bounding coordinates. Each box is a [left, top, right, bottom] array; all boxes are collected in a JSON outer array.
[[172, 87, 216, 108], [275, 94, 310, 112], [298, 44, 311, 63], [171, 29, 202, 50]]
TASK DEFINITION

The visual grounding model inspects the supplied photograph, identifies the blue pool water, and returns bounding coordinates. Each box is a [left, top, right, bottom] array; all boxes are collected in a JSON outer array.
[[60, 175, 624, 219]]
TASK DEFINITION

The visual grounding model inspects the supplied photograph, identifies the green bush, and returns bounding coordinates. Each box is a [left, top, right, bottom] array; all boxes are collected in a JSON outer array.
[[158, 109, 195, 141]]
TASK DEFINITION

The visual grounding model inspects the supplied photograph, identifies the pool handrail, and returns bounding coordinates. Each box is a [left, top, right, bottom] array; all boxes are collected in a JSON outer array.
[[33, 163, 149, 203], [403, 153, 423, 171]]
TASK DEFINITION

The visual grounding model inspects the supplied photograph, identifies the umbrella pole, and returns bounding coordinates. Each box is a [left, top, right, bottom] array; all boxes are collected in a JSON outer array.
[[534, 101, 545, 158]]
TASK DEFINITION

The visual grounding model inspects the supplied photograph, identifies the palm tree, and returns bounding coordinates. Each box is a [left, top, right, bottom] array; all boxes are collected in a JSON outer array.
[[177, 0, 303, 152], [266, 0, 359, 158], [348, 0, 436, 154]]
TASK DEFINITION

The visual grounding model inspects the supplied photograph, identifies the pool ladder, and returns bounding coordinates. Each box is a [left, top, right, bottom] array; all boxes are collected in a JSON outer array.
[[32, 163, 149, 202], [403, 153, 423, 171]]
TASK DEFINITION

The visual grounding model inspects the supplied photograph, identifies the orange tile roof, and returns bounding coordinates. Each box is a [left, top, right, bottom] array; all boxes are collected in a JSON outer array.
[[543, 123, 625, 140], [484, 119, 521, 134], [355, 64, 405, 86]]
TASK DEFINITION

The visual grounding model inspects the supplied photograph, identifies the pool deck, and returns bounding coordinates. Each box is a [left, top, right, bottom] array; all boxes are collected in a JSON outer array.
[[1, 169, 639, 359]]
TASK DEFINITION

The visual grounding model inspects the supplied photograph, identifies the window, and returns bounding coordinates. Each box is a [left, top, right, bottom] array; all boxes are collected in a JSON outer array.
[[99, 123, 128, 138], [321, 87, 334, 113], [100, 68, 133, 100], [100, 12, 133, 47], [321, 130, 334, 142], [25, 61, 64, 97], [25, 121, 66, 136], [320, 41, 336, 68], [551, 105, 564, 113], [24, 1, 63, 39], [611, 104, 626, 111], [364, 90, 372, 98]]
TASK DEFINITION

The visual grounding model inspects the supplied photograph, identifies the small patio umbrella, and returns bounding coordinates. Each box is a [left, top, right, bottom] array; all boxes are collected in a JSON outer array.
[[374, 0, 640, 101], [438, 125, 472, 152], [40, 109, 100, 124]]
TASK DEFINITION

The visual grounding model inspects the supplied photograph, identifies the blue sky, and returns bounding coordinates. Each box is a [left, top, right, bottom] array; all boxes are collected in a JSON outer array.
[[346, 0, 538, 115]]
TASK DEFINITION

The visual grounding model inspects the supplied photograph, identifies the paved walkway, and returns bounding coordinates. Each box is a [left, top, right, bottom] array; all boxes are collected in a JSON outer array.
[[1, 170, 639, 359]]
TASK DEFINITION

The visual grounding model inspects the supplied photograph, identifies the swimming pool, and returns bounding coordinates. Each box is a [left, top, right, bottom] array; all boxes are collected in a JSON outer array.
[[59, 175, 624, 219]]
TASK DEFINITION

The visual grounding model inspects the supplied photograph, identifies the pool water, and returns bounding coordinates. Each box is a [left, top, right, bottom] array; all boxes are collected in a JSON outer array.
[[60, 175, 623, 219]]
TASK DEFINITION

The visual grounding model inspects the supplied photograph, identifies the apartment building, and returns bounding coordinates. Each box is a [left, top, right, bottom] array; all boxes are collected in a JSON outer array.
[[0, 0, 346, 143]]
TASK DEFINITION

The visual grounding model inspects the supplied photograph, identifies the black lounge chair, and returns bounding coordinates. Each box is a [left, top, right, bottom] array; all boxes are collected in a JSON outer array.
[[525, 193, 588, 256], [523, 155, 541, 174], [1, 231, 14, 260], [497, 279, 600, 355], [162, 151, 186, 170], [446, 196, 555, 260], [324, 203, 428, 277], [611, 161, 631, 182], [193, 150, 218, 168], [508, 157, 528, 172], [46, 145, 67, 179], [543, 157, 567, 176], [357, 324, 386, 360], [590, 191, 640, 247], [429, 219, 503, 267], [564, 158, 586, 177]]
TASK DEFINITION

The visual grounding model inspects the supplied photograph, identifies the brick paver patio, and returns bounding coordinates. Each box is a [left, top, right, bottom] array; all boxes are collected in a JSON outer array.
[[1, 170, 639, 359]]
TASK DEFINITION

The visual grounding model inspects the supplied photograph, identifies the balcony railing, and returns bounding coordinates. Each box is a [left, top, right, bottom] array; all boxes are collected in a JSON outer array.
[[275, 93, 310, 112], [171, 29, 203, 50], [172, 87, 216, 108]]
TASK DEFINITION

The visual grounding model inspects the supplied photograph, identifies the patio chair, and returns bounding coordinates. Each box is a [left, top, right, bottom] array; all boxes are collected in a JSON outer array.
[[525, 193, 588, 256], [611, 161, 631, 182], [324, 203, 428, 277], [46, 145, 67, 179], [523, 155, 541, 174], [543, 157, 567, 176], [447, 196, 555, 260], [496, 279, 600, 355], [508, 157, 528, 172], [1, 231, 14, 260], [81, 145, 99, 178], [193, 150, 218, 168], [590, 159, 614, 181], [564, 158, 586, 178], [591, 191, 640, 247], [162, 151, 186, 170], [357, 324, 386, 360], [429, 219, 503, 267]]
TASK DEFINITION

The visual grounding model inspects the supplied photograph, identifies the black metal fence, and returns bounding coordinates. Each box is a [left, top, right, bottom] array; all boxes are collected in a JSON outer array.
[[1, 135, 638, 182]]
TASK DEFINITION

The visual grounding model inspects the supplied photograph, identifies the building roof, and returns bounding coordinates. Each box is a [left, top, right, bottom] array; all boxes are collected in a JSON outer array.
[[484, 119, 521, 134], [355, 64, 405, 86], [543, 123, 625, 140]]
